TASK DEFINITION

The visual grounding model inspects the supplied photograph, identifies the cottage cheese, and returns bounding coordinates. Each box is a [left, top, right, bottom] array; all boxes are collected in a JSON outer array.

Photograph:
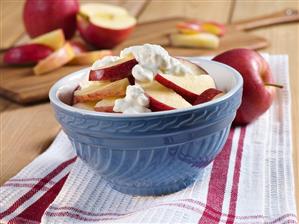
[[120, 44, 192, 82], [91, 55, 120, 69], [113, 85, 151, 114]]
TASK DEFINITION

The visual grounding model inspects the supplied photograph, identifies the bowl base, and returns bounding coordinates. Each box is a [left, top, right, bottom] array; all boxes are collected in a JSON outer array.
[[107, 172, 203, 196]]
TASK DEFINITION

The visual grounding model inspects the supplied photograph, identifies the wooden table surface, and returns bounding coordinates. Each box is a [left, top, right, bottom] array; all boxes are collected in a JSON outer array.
[[1, 0, 298, 216]]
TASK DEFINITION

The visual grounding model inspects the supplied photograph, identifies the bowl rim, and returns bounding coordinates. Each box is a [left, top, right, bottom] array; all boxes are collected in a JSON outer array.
[[49, 58, 243, 119]]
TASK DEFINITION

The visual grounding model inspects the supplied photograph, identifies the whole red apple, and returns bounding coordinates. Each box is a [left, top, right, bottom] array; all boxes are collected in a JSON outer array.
[[23, 0, 79, 39], [213, 48, 275, 125]]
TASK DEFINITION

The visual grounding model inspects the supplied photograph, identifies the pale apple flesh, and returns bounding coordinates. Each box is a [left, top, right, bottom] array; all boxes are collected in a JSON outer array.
[[170, 33, 220, 49], [89, 56, 137, 81], [73, 102, 96, 111], [33, 42, 75, 75], [79, 3, 129, 18], [179, 58, 208, 75], [140, 81, 191, 111], [193, 88, 223, 105], [155, 73, 216, 103], [69, 50, 112, 65], [213, 48, 275, 125], [30, 29, 65, 50], [94, 97, 118, 112], [3, 44, 53, 65], [73, 78, 129, 103]]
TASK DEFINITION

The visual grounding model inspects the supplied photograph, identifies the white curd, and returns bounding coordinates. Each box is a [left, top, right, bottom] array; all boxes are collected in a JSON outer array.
[[120, 44, 192, 82], [91, 55, 120, 69], [113, 85, 151, 114]]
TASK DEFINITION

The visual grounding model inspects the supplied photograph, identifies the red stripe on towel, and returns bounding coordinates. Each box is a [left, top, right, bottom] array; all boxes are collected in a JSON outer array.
[[226, 127, 246, 224], [8, 175, 68, 224], [0, 157, 76, 220], [198, 128, 236, 224]]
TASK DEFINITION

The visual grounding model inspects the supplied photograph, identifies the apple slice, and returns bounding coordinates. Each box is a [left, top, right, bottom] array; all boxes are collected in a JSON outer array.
[[202, 22, 226, 36], [193, 88, 223, 105], [155, 73, 216, 103], [73, 102, 96, 111], [94, 97, 118, 112], [3, 44, 53, 65], [89, 55, 137, 81], [69, 50, 112, 65], [176, 20, 203, 34], [169, 33, 219, 49], [77, 3, 136, 49], [30, 29, 65, 50], [70, 41, 88, 54], [139, 81, 191, 111], [33, 42, 75, 75], [178, 58, 207, 75], [74, 78, 129, 103], [176, 21, 225, 36]]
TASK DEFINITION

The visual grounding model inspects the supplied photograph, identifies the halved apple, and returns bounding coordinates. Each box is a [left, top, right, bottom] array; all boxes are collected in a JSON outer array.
[[30, 29, 65, 50], [77, 3, 136, 49], [74, 78, 129, 103], [33, 42, 75, 75], [3, 43, 53, 65], [73, 101, 96, 111], [155, 73, 216, 103], [169, 33, 220, 49], [193, 88, 223, 105], [94, 97, 118, 112], [89, 55, 137, 81], [69, 50, 112, 65], [139, 81, 191, 111], [178, 58, 207, 75]]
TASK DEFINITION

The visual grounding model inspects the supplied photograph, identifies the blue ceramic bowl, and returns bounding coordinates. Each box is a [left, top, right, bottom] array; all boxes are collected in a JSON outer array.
[[49, 58, 243, 196]]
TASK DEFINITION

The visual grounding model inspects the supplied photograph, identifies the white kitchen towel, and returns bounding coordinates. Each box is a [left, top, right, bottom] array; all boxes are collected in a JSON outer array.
[[0, 55, 297, 224]]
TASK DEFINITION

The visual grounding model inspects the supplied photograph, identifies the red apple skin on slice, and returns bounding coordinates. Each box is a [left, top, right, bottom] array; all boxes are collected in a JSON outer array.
[[148, 96, 176, 111], [193, 88, 223, 105], [140, 81, 191, 112], [77, 14, 135, 49], [74, 78, 129, 103], [3, 44, 53, 65], [155, 73, 216, 104], [70, 41, 88, 54], [89, 57, 138, 81], [94, 97, 118, 112]]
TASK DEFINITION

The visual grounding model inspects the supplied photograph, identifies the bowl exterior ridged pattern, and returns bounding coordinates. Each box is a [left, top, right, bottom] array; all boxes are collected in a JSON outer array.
[[52, 88, 242, 196]]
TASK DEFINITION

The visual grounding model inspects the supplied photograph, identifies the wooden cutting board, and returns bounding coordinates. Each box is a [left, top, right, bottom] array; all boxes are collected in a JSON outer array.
[[0, 9, 298, 104]]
